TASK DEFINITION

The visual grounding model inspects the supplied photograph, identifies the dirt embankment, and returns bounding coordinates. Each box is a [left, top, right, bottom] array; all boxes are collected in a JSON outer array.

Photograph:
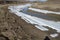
[[0, 5, 49, 40], [31, 3, 60, 12], [47, 0, 60, 3]]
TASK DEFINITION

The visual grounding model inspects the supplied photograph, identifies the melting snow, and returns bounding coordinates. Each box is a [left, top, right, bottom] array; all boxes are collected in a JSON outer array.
[[8, 4, 60, 33], [50, 33, 58, 38], [29, 8, 60, 14]]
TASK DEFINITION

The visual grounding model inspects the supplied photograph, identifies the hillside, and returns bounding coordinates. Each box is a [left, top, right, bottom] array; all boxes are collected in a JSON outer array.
[[48, 0, 60, 3], [48, 0, 60, 1], [0, 5, 48, 40]]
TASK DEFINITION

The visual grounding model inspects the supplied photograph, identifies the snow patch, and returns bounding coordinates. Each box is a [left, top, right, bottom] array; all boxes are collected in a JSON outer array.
[[29, 8, 60, 14], [50, 33, 58, 38], [8, 4, 60, 33]]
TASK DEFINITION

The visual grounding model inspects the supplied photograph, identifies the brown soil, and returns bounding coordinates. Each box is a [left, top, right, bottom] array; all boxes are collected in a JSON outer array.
[[0, 5, 49, 40], [31, 1, 60, 12]]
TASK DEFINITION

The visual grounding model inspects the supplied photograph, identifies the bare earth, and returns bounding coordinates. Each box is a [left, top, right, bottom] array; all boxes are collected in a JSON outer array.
[[31, 2, 60, 12], [0, 5, 48, 40], [0, 1, 60, 40]]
